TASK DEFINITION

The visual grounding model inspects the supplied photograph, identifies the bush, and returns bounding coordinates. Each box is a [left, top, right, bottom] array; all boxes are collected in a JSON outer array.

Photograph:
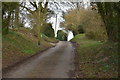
[[86, 31, 95, 39], [57, 30, 67, 41], [42, 23, 54, 38], [78, 24, 84, 33]]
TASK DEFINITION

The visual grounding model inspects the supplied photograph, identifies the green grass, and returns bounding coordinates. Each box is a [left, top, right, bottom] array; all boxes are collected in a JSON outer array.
[[2, 29, 58, 68], [71, 34, 118, 78], [22, 49, 35, 54], [71, 34, 85, 41], [3, 31, 38, 55]]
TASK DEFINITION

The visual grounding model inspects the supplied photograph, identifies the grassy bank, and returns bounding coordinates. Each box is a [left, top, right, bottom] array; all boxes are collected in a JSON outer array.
[[71, 34, 118, 78], [3, 29, 58, 69]]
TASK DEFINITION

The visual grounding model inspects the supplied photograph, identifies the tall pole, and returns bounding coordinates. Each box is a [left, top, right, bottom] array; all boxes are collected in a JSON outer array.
[[55, 14, 57, 37]]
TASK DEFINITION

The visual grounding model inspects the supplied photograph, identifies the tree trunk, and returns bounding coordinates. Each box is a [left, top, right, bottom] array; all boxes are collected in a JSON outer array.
[[15, 3, 19, 28], [37, 5, 42, 46], [3, 12, 11, 35], [37, 2, 48, 45]]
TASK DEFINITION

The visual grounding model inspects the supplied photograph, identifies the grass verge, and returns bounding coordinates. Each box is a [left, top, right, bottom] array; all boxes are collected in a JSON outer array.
[[71, 34, 118, 78], [3, 29, 58, 69]]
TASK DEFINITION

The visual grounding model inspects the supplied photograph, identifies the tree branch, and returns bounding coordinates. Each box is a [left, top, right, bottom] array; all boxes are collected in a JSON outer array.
[[29, 0, 38, 9]]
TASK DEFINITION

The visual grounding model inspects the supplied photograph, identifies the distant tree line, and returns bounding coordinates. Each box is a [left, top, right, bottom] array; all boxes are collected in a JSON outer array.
[[62, 8, 108, 41], [62, 2, 120, 42], [2, 2, 120, 43]]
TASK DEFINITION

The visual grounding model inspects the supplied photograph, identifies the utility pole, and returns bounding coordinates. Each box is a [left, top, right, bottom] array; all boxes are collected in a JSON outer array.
[[55, 14, 57, 37]]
